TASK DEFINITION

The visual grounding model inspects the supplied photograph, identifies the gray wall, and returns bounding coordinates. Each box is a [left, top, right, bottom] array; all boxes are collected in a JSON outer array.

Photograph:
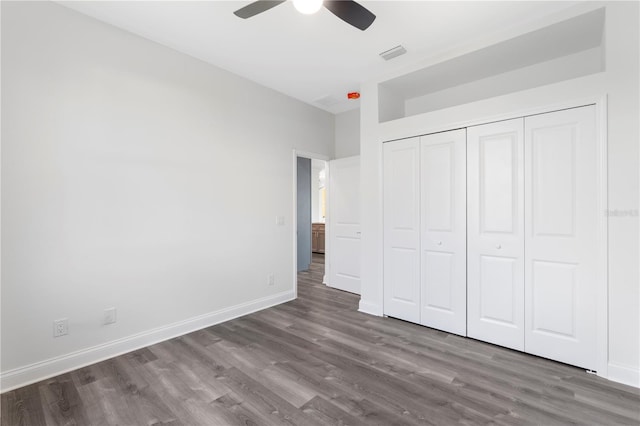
[[297, 157, 312, 271], [1, 0, 334, 386]]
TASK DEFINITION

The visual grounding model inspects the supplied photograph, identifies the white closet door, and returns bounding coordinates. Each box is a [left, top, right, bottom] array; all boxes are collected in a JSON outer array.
[[467, 119, 525, 351], [420, 129, 467, 336], [383, 138, 420, 323], [524, 106, 598, 370]]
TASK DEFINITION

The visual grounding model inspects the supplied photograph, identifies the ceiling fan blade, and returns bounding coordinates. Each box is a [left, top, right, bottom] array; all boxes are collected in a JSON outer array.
[[233, 1, 286, 19], [324, 0, 376, 31]]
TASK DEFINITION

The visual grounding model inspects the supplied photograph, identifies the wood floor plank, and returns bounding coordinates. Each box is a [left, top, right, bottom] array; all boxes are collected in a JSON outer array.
[[310, 346, 486, 425], [343, 397, 423, 426], [269, 359, 370, 410], [123, 347, 159, 366], [211, 392, 276, 426], [217, 367, 323, 426], [300, 395, 367, 426], [0, 385, 47, 426], [38, 374, 91, 426], [132, 361, 211, 423], [71, 376, 115, 426], [255, 365, 318, 409], [2, 254, 639, 425]]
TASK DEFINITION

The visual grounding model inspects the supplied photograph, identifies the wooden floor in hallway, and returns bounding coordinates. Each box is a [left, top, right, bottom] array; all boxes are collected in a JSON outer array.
[[2, 253, 639, 425]]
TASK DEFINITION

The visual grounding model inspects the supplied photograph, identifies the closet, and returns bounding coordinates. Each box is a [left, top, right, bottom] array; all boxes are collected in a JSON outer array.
[[467, 118, 525, 351], [383, 129, 467, 336], [383, 105, 599, 370]]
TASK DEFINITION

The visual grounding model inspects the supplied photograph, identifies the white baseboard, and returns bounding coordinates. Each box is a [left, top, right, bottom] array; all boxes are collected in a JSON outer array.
[[607, 362, 640, 388], [358, 299, 383, 316], [0, 290, 295, 393]]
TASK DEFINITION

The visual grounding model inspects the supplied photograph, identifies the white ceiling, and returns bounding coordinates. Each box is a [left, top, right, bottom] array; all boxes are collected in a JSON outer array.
[[58, 1, 579, 114]]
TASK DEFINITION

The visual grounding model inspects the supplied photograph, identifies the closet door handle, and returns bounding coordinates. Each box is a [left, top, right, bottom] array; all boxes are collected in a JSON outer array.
[[436, 241, 442, 246], [496, 244, 502, 250]]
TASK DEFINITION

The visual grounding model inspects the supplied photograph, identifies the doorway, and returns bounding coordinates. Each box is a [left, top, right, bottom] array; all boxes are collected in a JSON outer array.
[[293, 151, 329, 295]]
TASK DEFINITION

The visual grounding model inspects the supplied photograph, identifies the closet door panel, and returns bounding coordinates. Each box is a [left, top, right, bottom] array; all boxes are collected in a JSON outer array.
[[467, 119, 525, 351], [420, 129, 467, 335], [383, 138, 420, 323], [524, 105, 598, 370], [479, 255, 519, 324]]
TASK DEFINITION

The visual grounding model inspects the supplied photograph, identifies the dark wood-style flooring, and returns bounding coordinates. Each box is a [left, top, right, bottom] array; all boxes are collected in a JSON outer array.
[[2, 253, 639, 425]]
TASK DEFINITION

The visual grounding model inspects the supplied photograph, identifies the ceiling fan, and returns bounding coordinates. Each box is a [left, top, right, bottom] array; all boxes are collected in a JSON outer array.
[[233, 0, 376, 31]]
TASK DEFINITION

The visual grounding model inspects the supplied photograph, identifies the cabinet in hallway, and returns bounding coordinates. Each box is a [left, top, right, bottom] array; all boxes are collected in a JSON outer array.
[[312, 223, 325, 254]]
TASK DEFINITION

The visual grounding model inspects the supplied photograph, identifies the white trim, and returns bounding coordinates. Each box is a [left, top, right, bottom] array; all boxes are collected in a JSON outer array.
[[323, 160, 331, 286], [608, 362, 640, 388], [379, 95, 605, 143], [358, 300, 383, 316], [292, 150, 299, 299], [0, 290, 294, 393], [295, 150, 330, 162], [595, 95, 609, 380], [376, 132, 385, 315]]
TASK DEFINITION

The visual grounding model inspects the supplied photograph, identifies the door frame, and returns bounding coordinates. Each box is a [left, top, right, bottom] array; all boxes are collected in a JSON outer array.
[[380, 95, 608, 378], [292, 150, 330, 299]]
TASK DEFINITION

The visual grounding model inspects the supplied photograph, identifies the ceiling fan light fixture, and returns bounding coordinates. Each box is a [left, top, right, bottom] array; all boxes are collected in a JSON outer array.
[[293, 0, 323, 15], [233, 0, 376, 31]]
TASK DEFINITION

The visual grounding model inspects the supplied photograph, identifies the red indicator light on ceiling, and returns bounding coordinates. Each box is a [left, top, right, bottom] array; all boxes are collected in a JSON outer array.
[[347, 92, 361, 99]]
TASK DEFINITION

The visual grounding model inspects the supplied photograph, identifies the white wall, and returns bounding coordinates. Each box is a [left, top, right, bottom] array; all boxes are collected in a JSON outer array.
[[0, 1, 333, 389], [334, 109, 360, 159], [311, 159, 325, 223], [602, 2, 639, 385], [360, 2, 639, 387], [404, 46, 603, 117]]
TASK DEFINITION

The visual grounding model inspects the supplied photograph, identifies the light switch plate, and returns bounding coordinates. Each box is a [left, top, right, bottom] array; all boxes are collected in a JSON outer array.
[[104, 307, 117, 325]]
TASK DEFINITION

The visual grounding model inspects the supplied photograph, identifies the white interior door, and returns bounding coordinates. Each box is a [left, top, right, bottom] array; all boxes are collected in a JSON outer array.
[[524, 106, 598, 370], [467, 119, 525, 351], [420, 129, 467, 336], [328, 156, 361, 294], [383, 138, 420, 323]]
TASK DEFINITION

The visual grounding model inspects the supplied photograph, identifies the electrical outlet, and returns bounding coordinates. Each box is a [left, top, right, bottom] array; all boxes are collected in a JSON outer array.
[[104, 307, 117, 325], [268, 273, 275, 286], [53, 318, 68, 337]]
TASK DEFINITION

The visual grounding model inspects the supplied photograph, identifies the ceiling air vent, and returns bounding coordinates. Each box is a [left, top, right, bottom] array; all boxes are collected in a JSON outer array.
[[380, 45, 407, 61]]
